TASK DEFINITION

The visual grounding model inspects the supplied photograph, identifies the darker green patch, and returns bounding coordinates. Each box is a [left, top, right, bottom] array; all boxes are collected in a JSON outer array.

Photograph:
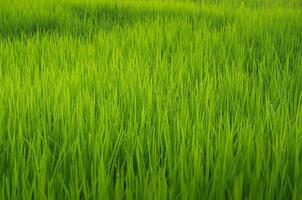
[[67, 4, 147, 31], [1, 20, 58, 39], [0, 10, 60, 39], [0, 3, 235, 39], [67, 3, 234, 32], [200, 11, 234, 31]]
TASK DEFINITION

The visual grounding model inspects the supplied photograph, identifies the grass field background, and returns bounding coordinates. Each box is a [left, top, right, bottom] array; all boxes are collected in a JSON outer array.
[[0, 0, 302, 199]]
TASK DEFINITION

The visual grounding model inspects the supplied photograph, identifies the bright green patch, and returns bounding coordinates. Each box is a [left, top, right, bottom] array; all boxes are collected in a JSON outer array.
[[0, 0, 301, 199]]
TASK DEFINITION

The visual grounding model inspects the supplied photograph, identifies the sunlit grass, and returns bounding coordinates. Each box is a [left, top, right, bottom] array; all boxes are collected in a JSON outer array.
[[0, 0, 301, 199]]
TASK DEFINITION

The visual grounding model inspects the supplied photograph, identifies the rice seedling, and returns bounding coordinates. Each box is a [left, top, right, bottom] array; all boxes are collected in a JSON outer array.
[[0, 0, 301, 199]]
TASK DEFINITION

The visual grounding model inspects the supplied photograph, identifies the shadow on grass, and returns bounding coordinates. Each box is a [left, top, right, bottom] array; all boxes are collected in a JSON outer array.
[[0, 3, 234, 39], [0, 19, 58, 39]]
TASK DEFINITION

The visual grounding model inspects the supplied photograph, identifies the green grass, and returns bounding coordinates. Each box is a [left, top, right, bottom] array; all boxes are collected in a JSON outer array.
[[0, 0, 301, 199]]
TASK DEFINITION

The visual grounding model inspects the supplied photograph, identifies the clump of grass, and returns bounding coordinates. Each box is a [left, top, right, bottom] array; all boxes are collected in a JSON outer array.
[[0, 0, 301, 199]]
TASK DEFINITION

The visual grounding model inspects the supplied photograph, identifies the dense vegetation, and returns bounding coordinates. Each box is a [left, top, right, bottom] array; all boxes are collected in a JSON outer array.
[[0, 0, 301, 199]]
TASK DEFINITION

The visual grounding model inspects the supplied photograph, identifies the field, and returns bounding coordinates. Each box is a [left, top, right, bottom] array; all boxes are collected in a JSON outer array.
[[0, 0, 302, 199]]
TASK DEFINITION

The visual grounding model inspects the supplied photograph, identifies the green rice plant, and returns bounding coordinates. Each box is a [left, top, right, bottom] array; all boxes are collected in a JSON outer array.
[[0, 0, 301, 199]]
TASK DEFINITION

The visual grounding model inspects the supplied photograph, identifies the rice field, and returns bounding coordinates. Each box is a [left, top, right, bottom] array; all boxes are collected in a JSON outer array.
[[0, 0, 302, 199]]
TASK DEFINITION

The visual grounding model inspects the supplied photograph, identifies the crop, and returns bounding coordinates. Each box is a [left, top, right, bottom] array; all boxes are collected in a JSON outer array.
[[0, 0, 301, 199]]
